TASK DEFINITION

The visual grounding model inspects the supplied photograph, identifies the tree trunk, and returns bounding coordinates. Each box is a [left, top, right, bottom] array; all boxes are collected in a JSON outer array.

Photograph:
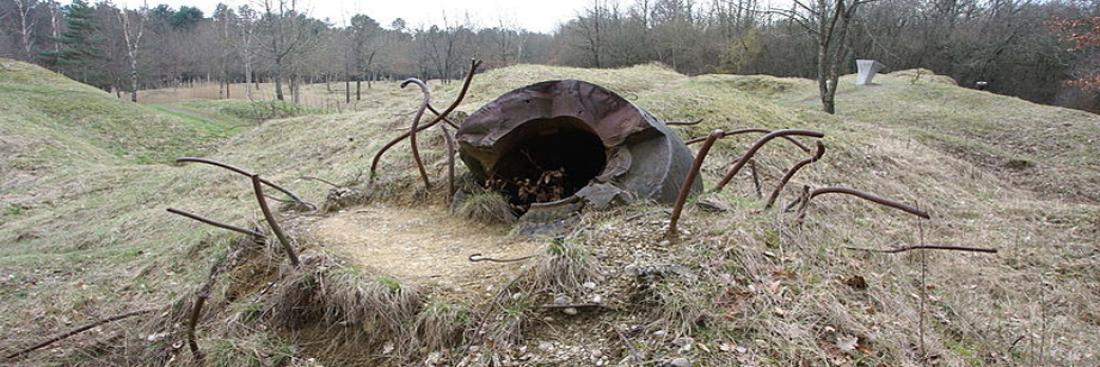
[[345, 79, 350, 103], [274, 59, 285, 101], [129, 60, 139, 102], [356, 77, 361, 101], [291, 75, 300, 104]]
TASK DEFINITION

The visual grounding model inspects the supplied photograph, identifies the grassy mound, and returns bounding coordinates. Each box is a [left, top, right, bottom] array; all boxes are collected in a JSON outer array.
[[1, 59, 1097, 366]]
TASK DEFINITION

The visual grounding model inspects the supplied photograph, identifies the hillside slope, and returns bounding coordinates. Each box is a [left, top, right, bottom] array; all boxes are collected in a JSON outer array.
[[721, 69, 1100, 203], [0, 60, 1097, 366]]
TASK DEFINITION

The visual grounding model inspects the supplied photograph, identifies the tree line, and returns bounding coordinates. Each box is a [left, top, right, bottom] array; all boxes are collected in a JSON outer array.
[[1, 0, 1097, 112]]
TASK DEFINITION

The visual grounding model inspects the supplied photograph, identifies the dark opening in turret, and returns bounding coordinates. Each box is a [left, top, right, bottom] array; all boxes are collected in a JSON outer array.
[[486, 116, 607, 212]]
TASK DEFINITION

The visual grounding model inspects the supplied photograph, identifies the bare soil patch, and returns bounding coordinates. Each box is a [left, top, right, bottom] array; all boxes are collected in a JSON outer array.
[[310, 204, 538, 298]]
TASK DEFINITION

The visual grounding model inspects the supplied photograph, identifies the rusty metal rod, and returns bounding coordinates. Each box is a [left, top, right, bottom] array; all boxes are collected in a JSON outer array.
[[765, 141, 826, 209], [370, 59, 481, 180], [686, 128, 813, 152], [427, 104, 460, 129], [666, 118, 703, 126], [749, 158, 762, 198], [714, 129, 825, 192], [468, 253, 536, 263], [187, 258, 221, 363], [5, 308, 156, 360], [251, 174, 300, 268], [844, 245, 997, 254], [166, 208, 266, 239], [175, 157, 313, 209], [668, 129, 724, 236], [797, 186, 931, 221], [402, 78, 433, 189], [442, 124, 457, 201]]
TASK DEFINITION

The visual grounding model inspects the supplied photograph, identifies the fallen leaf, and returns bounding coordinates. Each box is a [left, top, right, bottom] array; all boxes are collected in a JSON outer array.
[[845, 275, 868, 290]]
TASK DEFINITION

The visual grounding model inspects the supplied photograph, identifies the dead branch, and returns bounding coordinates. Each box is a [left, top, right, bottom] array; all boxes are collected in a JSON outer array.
[[714, 129, 825, 192], [765, 141, 826, 209], [175, 157, 314, 210], [401, 78, 433, 189], [686, 128, 813, 152], [251, 174, 300, 268], [844, 245, 997, 254], [669, 129, 724, 236], [666, 118, 703, 126], [300, 175, 341, 188], [796, 186, 931, 222], [370, 59, 481, 180], [608, 323, 643, 364], [5, 308, 156, 360], [442, 124, 457, 201], [166, 208, 266, 239], [539, 303, 615, 311]]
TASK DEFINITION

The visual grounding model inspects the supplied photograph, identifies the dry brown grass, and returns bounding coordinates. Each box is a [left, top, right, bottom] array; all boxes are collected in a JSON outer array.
[[2, 59, 1098, 366]]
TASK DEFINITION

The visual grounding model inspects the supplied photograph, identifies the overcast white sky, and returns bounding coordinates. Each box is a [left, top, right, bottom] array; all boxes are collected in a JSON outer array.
[[108, 0, 596, 33]]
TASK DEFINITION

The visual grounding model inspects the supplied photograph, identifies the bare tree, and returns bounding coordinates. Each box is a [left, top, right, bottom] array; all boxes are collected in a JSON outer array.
[[11, 0, 37, 61], [260, 0, 313, 101], [575, 0, 608, 67], [237, 5, 258, 100], [116, 2, 146, 102], [776, 0, 877, 113]]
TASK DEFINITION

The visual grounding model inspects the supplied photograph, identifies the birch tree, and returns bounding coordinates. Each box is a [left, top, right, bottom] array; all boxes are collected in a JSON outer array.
[[116, 2, 146, 102], [11, 0, 37, 61]]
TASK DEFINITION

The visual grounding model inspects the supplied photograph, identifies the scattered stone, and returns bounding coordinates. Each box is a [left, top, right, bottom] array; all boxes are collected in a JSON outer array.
[[673, 336, 694, 352], [583, 281, 597, 289], [538, 341, 554, 352], [668, 357, 691, 367]]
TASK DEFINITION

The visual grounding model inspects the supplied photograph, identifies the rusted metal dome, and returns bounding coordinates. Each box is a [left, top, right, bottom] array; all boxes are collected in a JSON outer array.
[[456, 80, 700, 212]]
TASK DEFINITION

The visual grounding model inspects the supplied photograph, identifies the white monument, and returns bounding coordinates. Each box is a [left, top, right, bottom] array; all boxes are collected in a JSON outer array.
[[855, 59, 885, 85]]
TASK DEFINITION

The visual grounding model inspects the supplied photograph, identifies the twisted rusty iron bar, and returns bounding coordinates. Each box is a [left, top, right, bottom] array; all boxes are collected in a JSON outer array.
[[844, 245, 997, 254], [749, 159, 762, 198], [666, 118, 703, 126], [370, 59, 482, 180], [5, 308, 156, 360], [468, 253, 536, 263], [442, 124, 457, 201], [668, 129, 724, 236], [251, 174, 300, 268], [686, 128, 812, 153], [427, 104, 460, 129], [796, 186, 931, 222], [402, 78, 433, 189], [714, 129, 825, 192], [765, 141, 826, 209], [186, 252, 229, 363], [175, 157, 314, 210], [166, 208, 267, 239]]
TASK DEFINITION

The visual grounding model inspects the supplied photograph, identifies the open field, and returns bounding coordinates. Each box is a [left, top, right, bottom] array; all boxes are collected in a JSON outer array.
[[1, 58, 1098, 366]]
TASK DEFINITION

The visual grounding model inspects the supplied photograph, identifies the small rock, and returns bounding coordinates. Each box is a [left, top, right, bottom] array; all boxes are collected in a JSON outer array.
[[654, 329, 668, 338], [583, 281, 597, 289], [668, 357, 691, 367], [592, 294, 603, 303], [673, 336, 694, 352], [538, 341, 554, 352], [563, 307, 578, 315]]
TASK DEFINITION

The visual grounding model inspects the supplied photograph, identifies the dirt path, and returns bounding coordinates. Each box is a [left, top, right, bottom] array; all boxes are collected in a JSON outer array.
[[310, 204, 538, 298]]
